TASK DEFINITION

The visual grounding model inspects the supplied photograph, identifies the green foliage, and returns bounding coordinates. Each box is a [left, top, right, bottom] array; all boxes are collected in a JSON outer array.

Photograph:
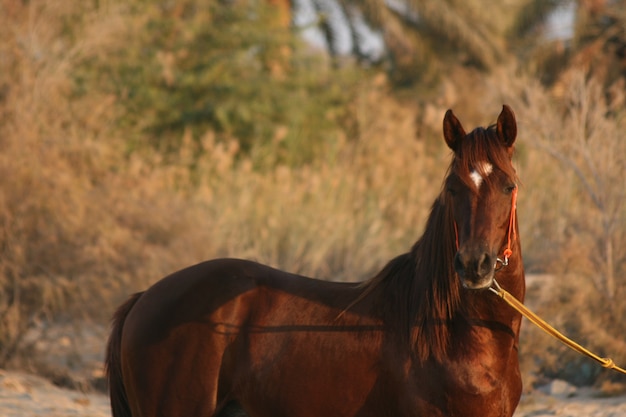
[[78, 1, 363, 166]]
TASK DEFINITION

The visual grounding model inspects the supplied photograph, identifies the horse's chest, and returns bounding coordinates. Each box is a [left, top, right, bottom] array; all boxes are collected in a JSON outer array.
[[445, 329, 519, 395], [439, 330, 521, 416], [445, 350, 503, 395]]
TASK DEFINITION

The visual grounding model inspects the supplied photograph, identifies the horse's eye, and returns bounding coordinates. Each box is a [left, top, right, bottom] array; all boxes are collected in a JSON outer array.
[[447, 187, 458, 197], [504, 184, 516, 194]]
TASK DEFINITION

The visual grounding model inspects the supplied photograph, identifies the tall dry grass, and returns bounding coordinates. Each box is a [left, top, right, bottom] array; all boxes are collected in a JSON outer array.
[[1, 0, 625, 389], [0, 0, 178, 364], [174, 80, 443, 281]]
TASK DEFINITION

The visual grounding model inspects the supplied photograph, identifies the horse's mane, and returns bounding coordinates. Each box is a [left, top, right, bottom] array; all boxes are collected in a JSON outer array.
[[357, 124, 517, 362]]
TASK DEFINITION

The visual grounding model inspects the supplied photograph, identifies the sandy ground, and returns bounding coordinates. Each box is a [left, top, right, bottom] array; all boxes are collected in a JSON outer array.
[[0, 370, 109, 417], [1, 369, 625, 417], [516, 391, 626, 417]]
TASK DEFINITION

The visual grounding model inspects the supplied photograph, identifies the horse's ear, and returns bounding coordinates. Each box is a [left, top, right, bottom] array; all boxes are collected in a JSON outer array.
[[443, 109, 466, 151], [496, 105, 517, 148]]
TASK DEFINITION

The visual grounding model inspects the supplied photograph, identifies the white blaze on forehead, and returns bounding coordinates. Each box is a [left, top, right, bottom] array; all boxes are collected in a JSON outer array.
[[469, 162, 493, 188]]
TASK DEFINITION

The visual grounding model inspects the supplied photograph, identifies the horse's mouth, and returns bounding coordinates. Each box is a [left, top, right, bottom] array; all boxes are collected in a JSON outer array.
[[459, 271, 495, 290]]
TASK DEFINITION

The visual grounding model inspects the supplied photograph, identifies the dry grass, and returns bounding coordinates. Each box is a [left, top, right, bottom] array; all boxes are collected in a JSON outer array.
[[1, 0, 625, 388]]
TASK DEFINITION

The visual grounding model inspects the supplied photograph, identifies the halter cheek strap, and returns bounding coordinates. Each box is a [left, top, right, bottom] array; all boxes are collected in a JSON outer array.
[[500, 186, 518, 265]]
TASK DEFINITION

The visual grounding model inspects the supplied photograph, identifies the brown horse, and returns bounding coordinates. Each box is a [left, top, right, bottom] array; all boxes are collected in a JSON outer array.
[[106, 105, 525, 417]]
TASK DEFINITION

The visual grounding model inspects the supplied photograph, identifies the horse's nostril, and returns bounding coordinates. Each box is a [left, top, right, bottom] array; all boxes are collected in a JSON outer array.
[[478, 252, 493, 276]]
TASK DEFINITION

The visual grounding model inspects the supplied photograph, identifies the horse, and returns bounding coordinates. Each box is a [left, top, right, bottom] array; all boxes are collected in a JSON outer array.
[[105, 105, 525, 417]]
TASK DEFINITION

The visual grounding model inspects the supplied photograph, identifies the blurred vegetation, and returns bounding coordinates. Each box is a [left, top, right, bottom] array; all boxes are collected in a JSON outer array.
[[1, 0, 626, 390], [74, 1, 364, 166]]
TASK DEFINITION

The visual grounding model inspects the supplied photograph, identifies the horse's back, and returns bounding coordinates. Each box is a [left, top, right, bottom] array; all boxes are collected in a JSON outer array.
[[122, 259, 256, 338], [121, 258, 356, 335]]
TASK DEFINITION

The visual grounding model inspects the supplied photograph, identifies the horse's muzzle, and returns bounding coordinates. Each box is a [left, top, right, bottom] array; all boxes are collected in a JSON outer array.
[[454, 246, 496, 289]]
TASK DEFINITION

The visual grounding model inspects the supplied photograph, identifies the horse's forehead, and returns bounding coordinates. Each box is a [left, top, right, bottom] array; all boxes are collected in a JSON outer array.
[[469, 161, 493, 189]]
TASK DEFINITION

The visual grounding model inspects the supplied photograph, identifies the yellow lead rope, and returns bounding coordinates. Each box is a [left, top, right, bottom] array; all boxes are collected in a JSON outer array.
[[489, 280, 626, 375]]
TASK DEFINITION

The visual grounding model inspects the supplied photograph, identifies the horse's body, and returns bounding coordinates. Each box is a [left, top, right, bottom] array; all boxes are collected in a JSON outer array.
[[106, 106, 525, 417]]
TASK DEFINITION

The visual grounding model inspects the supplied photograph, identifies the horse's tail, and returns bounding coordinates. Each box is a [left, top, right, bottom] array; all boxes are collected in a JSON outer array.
[[105, 292, 143, 417]]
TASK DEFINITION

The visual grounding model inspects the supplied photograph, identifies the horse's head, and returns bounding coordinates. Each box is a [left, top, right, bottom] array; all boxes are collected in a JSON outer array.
[[442, 105, 518, 290]]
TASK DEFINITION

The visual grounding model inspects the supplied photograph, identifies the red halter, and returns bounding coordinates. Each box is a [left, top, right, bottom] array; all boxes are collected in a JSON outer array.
[[500, 186, 518, 265]]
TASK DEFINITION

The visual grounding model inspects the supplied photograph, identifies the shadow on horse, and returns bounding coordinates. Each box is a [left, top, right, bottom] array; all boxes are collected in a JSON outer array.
[[106, 105, 525, 417]]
